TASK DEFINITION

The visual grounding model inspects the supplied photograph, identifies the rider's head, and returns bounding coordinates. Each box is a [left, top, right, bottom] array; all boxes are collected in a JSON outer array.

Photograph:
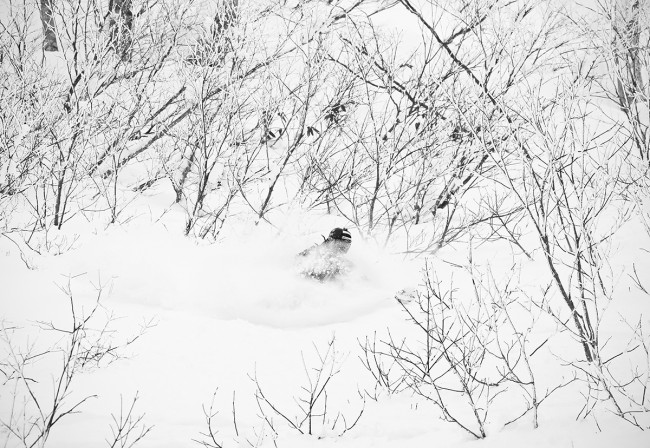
[[327, 227, 352, 253]]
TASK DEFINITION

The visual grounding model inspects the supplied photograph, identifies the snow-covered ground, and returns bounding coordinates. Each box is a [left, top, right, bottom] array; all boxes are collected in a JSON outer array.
[[1, 203, 649, 448], [2, 1, 649, 445]]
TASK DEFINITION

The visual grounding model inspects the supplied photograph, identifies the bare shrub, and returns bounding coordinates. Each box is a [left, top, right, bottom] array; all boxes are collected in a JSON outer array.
[[194, 337, 364, 448], [252, 337, 364, 439], [106, 393, 153, 448], [0, 278, 154, 447], [360, 262, 504, 438], [360, 259, 580, 437]]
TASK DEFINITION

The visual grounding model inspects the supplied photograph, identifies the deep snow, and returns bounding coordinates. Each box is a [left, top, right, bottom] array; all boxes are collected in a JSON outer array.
[[1, 206, 649, 448]]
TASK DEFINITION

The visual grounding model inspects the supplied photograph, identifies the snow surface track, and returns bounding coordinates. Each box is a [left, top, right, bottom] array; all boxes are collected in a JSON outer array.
[[19, 222, 421, 328]]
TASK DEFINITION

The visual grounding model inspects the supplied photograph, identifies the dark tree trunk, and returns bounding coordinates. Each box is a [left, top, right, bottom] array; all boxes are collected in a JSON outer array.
[[108, 0, 133, 60], [212, 0, 239, 36], [40, 0, 58, 51]]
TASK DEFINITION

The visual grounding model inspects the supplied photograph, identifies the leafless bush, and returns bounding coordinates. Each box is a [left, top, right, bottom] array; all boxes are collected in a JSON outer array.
[[193, 389, 254, 448], [106, 393, 153, 448], [474, 46, 650, 428], [360, 262, 506, 438], [569, 316, 650, 430], [193, 390, 228, 448], [0, 278, 154, 448], [194, 337, 364, 448], [360, 259, 580, 436], [494, 286, 577, 429], [358, 331, 409, 400], [0, 0, 197, 244], [252, 337, 364, 439], [303, 0, 568, 250], [579, 0, 649, 164]]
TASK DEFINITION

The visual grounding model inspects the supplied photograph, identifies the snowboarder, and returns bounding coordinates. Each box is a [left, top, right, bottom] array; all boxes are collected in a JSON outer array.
[[297, 227, 352, 281]]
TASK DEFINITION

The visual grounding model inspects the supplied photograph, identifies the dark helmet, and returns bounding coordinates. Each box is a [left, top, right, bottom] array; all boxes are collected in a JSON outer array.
[[329, 227, 351, 242], [326, 227, 351, 254]]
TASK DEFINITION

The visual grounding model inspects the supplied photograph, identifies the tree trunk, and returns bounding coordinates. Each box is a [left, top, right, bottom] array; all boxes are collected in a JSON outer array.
[[213, 0, 239, 36], [40, 0, 58, 51], [108, 0, 133, 60]]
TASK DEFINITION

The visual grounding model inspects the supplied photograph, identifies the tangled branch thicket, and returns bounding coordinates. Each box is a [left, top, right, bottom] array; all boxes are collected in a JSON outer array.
[[2, 0, 650, 442]]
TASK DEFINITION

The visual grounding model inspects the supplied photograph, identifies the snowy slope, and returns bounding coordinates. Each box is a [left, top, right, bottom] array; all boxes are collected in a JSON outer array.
[[1, 206, 649, 448]]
